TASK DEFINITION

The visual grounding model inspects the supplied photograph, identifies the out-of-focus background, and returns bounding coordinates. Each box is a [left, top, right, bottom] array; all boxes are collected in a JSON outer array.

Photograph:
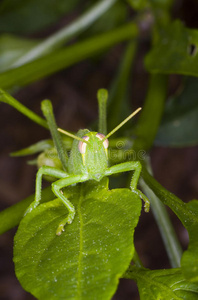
[[0, 0, 198, 299]]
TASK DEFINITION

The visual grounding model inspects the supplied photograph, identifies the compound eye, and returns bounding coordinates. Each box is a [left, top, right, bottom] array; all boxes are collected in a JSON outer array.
[[78, 136, 89, 154], [96, 133, 109, 149]]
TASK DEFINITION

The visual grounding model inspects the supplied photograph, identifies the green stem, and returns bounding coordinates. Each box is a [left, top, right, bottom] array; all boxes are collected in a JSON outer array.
[[141, 164, 196, 225], [133, 74, 168, 153], [41, 100, 68, 171], [130, 73, 183, 267], [11, 0, 118, 67], [140, 161, 183, 268], [0, 22, 138, 90], [0, 187, 54, 235], [0, 89, 48, 129], [132, 249, 144, 268]]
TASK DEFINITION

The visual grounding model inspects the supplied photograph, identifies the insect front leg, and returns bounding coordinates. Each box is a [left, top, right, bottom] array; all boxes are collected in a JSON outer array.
[[25, 166, 69, 215], [52, 174, 88, 235], [105, 161, 150, 212]]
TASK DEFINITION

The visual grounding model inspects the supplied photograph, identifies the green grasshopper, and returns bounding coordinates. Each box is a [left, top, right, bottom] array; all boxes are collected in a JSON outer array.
[[25, 89, 150, 235]]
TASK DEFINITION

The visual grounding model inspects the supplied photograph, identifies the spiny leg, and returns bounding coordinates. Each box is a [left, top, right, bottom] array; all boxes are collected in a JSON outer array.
[[105, 161, 150, 212], [25, 166, 69, 215], [128, 162, 150, 212], [52, 174, 88, 235]]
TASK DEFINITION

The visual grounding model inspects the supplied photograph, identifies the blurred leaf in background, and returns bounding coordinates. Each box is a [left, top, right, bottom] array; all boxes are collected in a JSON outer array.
[[155, 77, 198, 147], [0, 0, 81, 34], [145, 20, 198, 77], [127, 0, 173, 10], [0, 35, 38, 72], [83, 1, 127, 36]]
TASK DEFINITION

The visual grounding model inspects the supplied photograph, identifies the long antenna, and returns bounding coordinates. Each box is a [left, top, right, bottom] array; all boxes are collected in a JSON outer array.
[[58, 128, 89, 144], [103, 107, 142, 140]]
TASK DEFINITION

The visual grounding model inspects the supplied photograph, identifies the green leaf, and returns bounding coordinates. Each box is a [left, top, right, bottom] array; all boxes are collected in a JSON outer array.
[[0, 22, 137, 90], [145, 20, 198, 77], [0, 34, 38, 72], [155, 77, 198, 147], [127, 0, 173, 10], [10, 137, 73, 157], [10, 135, 73, 156], [10, 139, 53, 156], [127, 0, 148, 10], [181, 200, 198, 282], [0, 0, 80, 34], [14, 178, 141, 300], [124, 266, 198, 299], [150, 0, 173, 8]]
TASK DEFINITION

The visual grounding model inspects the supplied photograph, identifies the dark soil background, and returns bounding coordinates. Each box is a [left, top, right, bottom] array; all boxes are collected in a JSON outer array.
[[0, 0, 198, 299]]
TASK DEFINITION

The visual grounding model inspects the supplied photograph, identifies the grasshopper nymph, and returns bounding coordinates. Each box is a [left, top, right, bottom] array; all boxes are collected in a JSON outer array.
[[25, 89, 150, 235]]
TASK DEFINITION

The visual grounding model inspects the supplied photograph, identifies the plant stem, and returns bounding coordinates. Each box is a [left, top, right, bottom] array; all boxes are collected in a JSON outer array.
[[0, 187, 54, 235], [130, 73, 183, 267], [0, 89, 48, 129], [141, 164, 196, 225], [140, 160, 183, 268], [132, 249, 144, 268], [11, 0, 118, 67], [133, 74, 168, 153]]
